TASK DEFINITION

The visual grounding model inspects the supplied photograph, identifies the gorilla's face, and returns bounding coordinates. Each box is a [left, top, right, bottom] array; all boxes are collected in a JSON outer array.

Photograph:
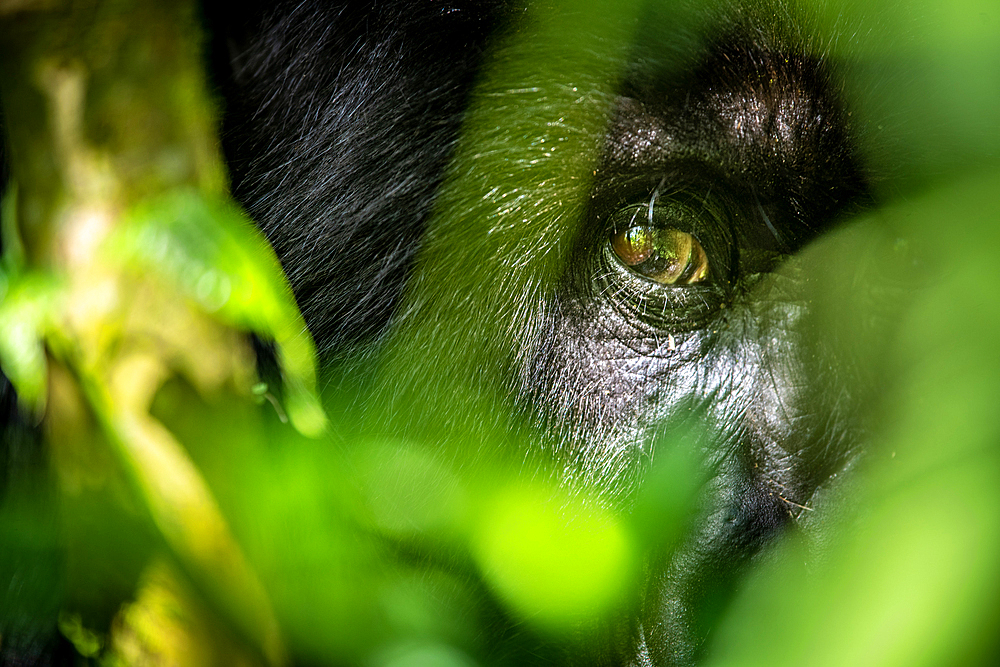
[[213, 0, 882, 663], [519, 34, 867, 491]]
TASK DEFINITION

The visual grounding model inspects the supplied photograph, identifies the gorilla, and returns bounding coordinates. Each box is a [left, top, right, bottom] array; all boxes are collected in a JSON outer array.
[[0, 0, 917, 665], [202, 1, 875, 664]]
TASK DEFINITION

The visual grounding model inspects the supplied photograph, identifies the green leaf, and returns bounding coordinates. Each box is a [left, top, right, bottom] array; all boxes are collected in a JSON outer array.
[[103, 190, 327, 437], [0, 269, 61, 410]]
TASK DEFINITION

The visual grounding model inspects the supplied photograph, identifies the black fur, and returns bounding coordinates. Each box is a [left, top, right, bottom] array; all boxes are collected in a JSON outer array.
[[205, 0, 523, 358]]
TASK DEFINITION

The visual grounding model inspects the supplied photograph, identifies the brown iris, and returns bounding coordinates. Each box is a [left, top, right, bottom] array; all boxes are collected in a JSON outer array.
[[611, 224, 710, 285]]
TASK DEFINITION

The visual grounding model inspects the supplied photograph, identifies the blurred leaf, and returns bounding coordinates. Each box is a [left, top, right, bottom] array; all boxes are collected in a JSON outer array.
[[705, 170, 1000, 667], [104, 189, 326, 437], [472, 481, 636, 632], [0, 270, 60, 410]]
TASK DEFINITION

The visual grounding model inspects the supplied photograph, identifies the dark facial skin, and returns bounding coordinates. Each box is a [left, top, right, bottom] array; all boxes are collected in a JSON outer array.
[[518, 31, 869, 665], [208, 1, 874, 665]]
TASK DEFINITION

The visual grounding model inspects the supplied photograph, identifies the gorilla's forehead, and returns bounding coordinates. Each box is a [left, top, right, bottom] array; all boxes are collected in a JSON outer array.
[[605, 77, 832, 171], [604, 42, 852, 181]]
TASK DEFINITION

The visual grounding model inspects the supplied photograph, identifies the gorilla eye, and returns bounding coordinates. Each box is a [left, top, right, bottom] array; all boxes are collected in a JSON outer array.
[[609, 208, 710, 285]]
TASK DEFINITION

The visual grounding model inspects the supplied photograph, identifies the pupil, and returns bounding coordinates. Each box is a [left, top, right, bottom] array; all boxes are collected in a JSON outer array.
[[649, 228, 692, 282]]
